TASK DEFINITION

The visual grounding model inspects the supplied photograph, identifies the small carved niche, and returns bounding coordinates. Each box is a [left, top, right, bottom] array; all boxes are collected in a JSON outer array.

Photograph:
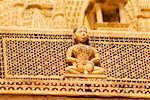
[[102, 7, 120, 22], [101, 1, 120, 22]]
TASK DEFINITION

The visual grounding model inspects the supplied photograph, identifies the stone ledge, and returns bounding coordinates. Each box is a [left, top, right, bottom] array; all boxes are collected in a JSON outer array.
[[64, 74, 107, 79]]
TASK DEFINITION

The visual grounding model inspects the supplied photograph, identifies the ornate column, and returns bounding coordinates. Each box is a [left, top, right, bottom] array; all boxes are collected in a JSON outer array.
[[119, 4, 126, 23], [95, 3, 103, 23]]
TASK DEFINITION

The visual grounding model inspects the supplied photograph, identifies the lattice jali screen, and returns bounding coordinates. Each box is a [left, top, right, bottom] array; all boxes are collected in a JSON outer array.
[[0, 31, 73, 79], [92, 42, 149, 79], [3, 38, 73, 79], [0, 30, 149, 98], [0, 40, 4, 79], [90, 36, 150, 80]]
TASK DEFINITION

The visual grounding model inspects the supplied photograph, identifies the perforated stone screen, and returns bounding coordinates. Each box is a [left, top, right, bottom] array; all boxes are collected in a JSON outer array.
[[0, 30, 149, 80], [3, 38, 73, 79], [0, 30, 73, 79], [91, 40, 149, 80], [0, 29, 149, 98]]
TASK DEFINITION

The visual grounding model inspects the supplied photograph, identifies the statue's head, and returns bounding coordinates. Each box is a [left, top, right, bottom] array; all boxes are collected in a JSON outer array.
[[74, 27, 89, 44]]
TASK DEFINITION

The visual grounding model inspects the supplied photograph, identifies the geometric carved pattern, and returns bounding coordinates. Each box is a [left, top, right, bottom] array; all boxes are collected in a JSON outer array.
[[0, 32, 73, 79], [0, 80, 150, 97], [3, 38, 73, 79], [0, 32, 149, 81], [93, 42, 149, 79], [64, 0, 89, 28], [0, 30, 149, 98], [0, 40, 4, 79]]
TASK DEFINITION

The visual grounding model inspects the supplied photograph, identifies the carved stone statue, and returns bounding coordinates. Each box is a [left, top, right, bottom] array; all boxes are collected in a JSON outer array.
[[65, 27, 105, 75]]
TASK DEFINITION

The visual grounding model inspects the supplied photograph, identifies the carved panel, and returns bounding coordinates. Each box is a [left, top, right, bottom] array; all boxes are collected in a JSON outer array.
[[0, 29, 149, 98], [2, 38, 73, 79], [92, 41, 149, 79], [64, 0, 89, 28]]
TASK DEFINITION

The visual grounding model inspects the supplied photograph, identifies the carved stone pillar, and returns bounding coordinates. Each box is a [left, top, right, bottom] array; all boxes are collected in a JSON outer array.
[[95, 3, 103, 23], [119, 4, 126, 23]]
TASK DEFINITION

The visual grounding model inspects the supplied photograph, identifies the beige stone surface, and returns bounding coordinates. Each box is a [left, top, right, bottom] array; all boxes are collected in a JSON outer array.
[[0, 0, 149, 99], [0, 0, 149, 31], [0, 95, 145, 100]]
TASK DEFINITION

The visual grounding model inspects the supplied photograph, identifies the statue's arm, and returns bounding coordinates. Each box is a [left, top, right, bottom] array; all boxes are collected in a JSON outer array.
[[66, 46, 78, 63], [90, 47, 100, 63]]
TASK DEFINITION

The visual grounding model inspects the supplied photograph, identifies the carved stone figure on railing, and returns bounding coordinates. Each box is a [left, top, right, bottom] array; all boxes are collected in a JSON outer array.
[[65, 27, 105, 75]]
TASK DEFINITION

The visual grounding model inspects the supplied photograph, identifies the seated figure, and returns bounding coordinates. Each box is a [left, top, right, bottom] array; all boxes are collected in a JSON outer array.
[[65, 27, 105, 75]]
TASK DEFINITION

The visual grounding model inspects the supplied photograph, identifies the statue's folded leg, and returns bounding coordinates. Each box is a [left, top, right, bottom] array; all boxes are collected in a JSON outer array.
[[92, 66, 105, 75], [65, 66, 81, 74]]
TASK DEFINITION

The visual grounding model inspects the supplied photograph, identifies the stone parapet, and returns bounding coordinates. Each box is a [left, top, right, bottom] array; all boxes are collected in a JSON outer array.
[[0, 28, 149, 98]]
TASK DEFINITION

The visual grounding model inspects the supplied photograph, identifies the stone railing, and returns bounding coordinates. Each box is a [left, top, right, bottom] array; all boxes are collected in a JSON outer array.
[[0, 28, 149, 99]]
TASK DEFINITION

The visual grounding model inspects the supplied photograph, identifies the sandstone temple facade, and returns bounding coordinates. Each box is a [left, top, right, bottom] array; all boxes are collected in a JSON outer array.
[[0, 0, 149, 99], [0, 0, 149, 31]]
